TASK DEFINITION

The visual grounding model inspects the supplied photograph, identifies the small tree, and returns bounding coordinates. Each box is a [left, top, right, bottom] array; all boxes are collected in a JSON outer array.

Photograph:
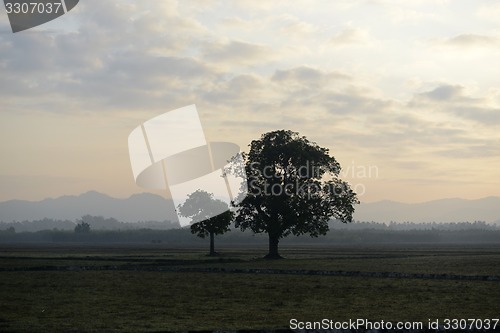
[[74, 220, 91, 233], [177, 190, 234, 256], [235, 130, 359, 259]]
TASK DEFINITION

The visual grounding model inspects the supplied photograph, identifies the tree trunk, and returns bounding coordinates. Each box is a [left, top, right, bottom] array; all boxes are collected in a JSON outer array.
[[264, 233, 283, 259], [208, 231, 217, 256]]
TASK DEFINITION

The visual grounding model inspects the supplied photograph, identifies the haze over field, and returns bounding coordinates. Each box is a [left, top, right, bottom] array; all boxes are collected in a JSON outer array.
[[1, 1, 499, 204]]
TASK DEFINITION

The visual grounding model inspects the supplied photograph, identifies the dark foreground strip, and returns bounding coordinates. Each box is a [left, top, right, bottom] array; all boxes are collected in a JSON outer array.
[[0, 265, 498, 281]]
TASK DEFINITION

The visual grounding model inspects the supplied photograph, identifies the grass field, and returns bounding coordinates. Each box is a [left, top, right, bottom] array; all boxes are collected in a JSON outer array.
[[0, 243, 499, 332]]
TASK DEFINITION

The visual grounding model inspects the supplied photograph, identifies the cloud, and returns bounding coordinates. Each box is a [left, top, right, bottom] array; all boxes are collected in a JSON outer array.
[[1, 33, 56, 73], [0, 0, 221, 113], [272, 66, 350, 86], [437, 143, 500, 159], [476, 3, 500, 22], [230, 0, 291, 12], [218, 16, 253, 30], [202, 74, 268, 104], [2, 0, 500, 203], [443, 34, 500, 48], [449, 106, 500, 126], [411, 84, 500, 126], [276, 14, 319, 38], [330, 27, 371, 46], [202, 40, 277, 66], [418, 84, 464, 101], [387, 7, 439, 24]]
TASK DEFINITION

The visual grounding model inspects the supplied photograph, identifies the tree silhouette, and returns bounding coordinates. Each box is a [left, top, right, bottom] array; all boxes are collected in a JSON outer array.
[[177, 190, 234, 256], [234, 130, 359, 259], [74, 220, 91, 233]]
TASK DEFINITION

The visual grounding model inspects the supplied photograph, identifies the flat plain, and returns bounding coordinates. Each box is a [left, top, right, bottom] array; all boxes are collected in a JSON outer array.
[[0, 243, 499, 332]]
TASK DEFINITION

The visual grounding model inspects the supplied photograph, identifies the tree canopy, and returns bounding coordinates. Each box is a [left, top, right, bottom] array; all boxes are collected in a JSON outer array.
[[177, 190, 234, 256], [234, 130, 359, 258]]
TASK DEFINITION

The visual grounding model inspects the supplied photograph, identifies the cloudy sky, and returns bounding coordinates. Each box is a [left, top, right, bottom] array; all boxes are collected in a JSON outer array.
[[1, 0, 499, 203]]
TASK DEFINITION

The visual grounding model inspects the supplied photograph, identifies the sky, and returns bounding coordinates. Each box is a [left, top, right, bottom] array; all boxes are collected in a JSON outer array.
[[0, 0, 499, 203]]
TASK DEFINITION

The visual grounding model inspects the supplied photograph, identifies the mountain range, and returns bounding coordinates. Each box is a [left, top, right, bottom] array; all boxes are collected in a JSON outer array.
[[0, 191, 178, 223], [0, 191, 498, 224], [355, 197, 500, 224]]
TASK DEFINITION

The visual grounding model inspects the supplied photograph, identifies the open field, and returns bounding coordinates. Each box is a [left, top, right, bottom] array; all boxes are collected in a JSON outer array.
[[0, 244, 499, 332]]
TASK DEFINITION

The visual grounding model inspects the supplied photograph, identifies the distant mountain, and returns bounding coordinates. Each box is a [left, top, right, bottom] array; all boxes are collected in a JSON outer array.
[[1, 192, 498, 225], [0, 191, 179, 223], [354, 196, 500, 223]]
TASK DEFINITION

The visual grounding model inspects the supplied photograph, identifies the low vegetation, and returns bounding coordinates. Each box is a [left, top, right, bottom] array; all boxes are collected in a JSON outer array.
[[0, 244, 498, 332]]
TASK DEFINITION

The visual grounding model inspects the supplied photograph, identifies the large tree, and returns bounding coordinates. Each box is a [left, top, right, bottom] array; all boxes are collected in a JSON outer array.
[[234, 130, 358, 259], [177, 190, 234, 256]]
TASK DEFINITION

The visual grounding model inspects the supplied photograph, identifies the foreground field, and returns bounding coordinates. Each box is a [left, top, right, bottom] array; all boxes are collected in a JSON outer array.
[[0, 244, 499, 332]]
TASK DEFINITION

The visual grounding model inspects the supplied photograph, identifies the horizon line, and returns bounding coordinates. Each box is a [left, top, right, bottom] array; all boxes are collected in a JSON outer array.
[[1, 190, 499, 205]]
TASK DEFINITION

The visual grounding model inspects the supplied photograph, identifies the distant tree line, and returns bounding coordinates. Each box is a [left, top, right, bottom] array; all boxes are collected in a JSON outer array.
[[0, 215, 180, 232], [1, 218, 497, 234], [330, 220, 499, 231], [1, 221, 499, 245]]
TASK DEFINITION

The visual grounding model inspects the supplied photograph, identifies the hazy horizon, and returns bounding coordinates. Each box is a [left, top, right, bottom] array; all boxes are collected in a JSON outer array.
[[1, 1, 499, 203], [2, 189, 500, 206], [1, 190, 498, 226]]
